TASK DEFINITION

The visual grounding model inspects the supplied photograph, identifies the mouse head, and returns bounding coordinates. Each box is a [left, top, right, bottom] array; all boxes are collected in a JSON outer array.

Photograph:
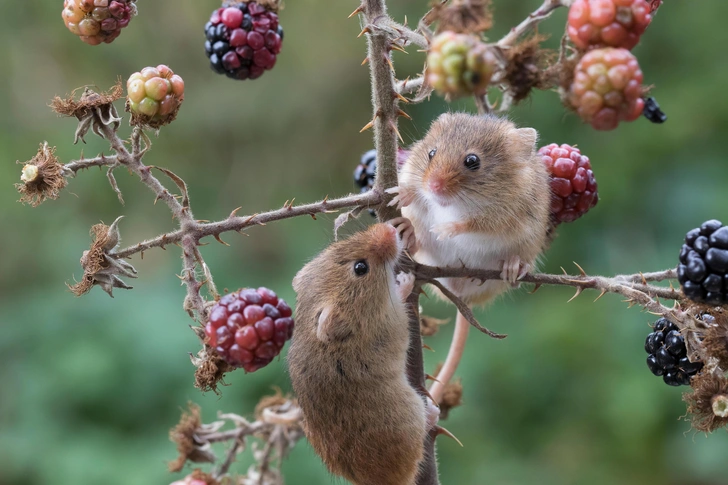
[[292, 223, 402, 343], [405, 112, 538, 207]]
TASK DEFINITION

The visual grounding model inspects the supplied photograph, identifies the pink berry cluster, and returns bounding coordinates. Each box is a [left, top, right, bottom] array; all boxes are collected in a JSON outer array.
[[126, 65, 185, 128], [204, 1, 283, 81], [62, 0, 136, 46], [205, 287, 294, 373], [539, 143, 598, 224], [565, 0, 653, 130]]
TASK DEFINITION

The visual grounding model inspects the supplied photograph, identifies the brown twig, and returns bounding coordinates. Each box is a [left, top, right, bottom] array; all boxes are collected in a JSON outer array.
[[497, 0, 573, 48]]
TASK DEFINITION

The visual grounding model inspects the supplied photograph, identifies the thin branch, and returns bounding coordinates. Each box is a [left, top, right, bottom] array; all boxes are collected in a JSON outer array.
[[396, 76, 425, 95], [497, 0, 573, 48], [63, 154, 118, 175]]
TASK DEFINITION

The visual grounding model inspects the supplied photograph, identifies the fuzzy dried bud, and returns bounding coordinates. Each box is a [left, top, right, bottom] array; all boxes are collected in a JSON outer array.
[[16, 143, 68, 207], [434, 363, 463, 419], [421, 315, 450, 337], [683, 370, 728, 433], [503, 35, 556, 103], [189, 338, 234, 394], [168, 403, 217, 473], [429, 0, 493, 34], [51, 82, 123, 144], [67, 216, 137, 297], [701, 311, 728, 370]]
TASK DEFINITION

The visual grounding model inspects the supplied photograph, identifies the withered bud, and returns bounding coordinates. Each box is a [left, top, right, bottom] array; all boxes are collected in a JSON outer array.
[[16, 142, 68, 207], [51, 82, 122, 144], [701, 312, 728, 370], [434, 363, 463, 420], [683, 371, 728, 433], [190, 342, 234, 394], [503, 34, 556, 103], [428, 0, 493, 34], [168, 404, 217, 473], [421, 315, 450, 337], [67, 216, 137, 297]]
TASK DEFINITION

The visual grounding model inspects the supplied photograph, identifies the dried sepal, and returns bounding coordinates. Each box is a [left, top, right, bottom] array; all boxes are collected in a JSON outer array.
[[502, 34, 556, 103], [433, 362, 463, 420], [189, 328, 234, 394], [683, 370, 728, 433], [430, 0, 493, 34], [701, 311, 728, 370], [51, 82, 123, 144], [16, 142, 67, 207], [67, 216, 138, 297], [168, 403, 217, 473], [420, 315, 450, 337]]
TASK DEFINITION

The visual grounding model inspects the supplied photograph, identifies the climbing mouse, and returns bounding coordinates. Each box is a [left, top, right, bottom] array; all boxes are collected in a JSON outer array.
[[389, 112, 551, 401], [287, 222, 433, 485]]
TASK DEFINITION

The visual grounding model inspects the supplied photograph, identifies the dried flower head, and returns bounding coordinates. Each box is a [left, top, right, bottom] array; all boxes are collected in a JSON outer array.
[[504, 35, 556, 103], [421, 315, 450, 337], [168, 403, 217, 473], [189, 326, 234, 394], [16, 143, 67, 207], [683, 370, 728, 433], [67, 216, 137, 297], [51, 82, 123, 144], [429, 0, 493, 34], [434, 363, 463, 420], [701, 311, 728, 370]]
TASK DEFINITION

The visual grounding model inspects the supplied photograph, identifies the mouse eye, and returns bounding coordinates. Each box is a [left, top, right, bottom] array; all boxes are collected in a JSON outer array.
[[464, 154, 480, 171], [353, 260, 369, 276], [428, 148, 437, 160]]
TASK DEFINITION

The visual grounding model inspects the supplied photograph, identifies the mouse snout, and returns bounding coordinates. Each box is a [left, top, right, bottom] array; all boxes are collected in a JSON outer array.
[[368, 223, 399, 262], [428, 178, 445, 195]]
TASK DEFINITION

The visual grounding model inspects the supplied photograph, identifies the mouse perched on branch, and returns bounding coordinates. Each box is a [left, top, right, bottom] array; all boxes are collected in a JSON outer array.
[[287, 223, 437, 485], [389, 112, 552, 402]]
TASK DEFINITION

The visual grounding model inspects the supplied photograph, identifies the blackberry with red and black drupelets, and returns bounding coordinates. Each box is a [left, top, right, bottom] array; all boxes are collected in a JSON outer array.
[[678, 220, 728, 305], [204, 287, 294, 373], [204, 1, 283, 81], [538, 143, 598, 224], [645, 317, 703, 386]]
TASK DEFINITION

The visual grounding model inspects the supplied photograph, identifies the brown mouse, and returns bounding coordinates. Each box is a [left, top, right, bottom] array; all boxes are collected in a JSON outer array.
[[287, 223, 433, 485], [388, 112, 551, 402]]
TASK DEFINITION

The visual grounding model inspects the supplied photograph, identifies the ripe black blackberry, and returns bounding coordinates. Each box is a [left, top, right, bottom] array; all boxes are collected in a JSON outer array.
[[643, 96, 667, 123], [353, 149, 377, 216], [645, 317, 703, 386], [678, 219, 728, 305], [204, 1, 283, 81]]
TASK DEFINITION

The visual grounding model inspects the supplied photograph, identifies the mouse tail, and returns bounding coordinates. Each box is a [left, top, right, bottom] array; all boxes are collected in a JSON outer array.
[[428, 310, 470, 404]]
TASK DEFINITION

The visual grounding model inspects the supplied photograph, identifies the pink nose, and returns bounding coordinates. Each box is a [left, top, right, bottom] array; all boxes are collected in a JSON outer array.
[[428, 179, 444, 194]]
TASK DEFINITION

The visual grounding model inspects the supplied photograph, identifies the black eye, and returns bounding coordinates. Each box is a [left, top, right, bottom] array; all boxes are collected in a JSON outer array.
[[428, 148, 437, 160], [353, 260, 369, 276], [464, 154, 480, 171]]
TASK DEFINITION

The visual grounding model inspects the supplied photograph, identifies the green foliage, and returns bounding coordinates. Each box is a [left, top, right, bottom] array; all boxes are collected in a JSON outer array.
[[2, 1, 728, 484]]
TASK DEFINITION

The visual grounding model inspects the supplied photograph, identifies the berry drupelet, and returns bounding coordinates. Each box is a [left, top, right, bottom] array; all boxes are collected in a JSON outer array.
[[62, 0, 137, 45], [205, 287, 294, 373], [539, 143, 598, 224], [204, 1, 283, 81], [678, 220, 728, 305], [645, 317, 703, 386]]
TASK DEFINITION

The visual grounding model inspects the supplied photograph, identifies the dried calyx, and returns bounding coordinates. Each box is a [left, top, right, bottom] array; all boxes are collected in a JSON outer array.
[[429, 0, 493, 34], [684, 370, 728, 433], [16, 142, 67, 207], [50, 82, 123, 144], [67, 216, 137, 297]]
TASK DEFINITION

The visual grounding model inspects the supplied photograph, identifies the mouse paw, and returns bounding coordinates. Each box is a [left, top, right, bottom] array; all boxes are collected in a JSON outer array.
[[388, 217, 419, 255], [431, 222, 465, 241], [499, 256, 530, 286], [395, 272, 416, 301], [386, 185, 415, 209]]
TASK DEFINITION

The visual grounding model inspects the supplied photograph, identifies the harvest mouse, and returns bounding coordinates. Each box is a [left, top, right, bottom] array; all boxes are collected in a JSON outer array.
[[288, 223, 436, 485], [388, 112, 551, 402]]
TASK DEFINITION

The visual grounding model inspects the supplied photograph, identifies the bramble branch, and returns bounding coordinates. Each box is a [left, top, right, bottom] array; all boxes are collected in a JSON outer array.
[[497, 0, 574, 48]]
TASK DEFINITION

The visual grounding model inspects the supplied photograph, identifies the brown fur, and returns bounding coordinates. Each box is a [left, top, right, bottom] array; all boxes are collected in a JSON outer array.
[[288, 224, 427, 485]]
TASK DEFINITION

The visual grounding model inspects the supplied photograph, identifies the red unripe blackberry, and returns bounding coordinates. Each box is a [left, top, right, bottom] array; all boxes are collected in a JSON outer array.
[[204, 1, 283, 81], [204, 287, 294, 373], [539, 143, 598, 224], [678, 220, 728, 305], [569, 47, 644, 130], [126, 65, 185, 128], [567, 0, 652, 51], [62, 0, 137, 45]]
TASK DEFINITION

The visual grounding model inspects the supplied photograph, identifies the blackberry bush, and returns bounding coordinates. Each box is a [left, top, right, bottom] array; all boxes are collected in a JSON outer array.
[[645, 317, 703, 386], [539, 143, 598, 224], [678, 220, 728, 305], [204, 287, 294, 373], [62, 0, 137, 45], [204, 1, 283, 81]]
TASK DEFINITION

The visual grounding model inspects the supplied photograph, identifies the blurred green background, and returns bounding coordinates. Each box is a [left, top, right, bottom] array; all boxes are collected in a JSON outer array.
[[2, 1, 728, 484]]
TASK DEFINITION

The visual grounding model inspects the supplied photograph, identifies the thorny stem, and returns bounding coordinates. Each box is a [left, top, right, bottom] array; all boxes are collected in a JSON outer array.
[[63, 154, 118, 175], [497, 0, 573, 48]]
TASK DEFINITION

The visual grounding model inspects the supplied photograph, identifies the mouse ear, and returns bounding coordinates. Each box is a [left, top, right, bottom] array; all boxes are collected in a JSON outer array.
[[511, 127, 538, 158], [316, 305, 354, 343]]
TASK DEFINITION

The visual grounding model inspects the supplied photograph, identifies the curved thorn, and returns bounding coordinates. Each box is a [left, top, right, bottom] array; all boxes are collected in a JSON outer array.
[[567, 287, 582, 302], [573, 261, 586, 276], [435, 425, 463, 447], [214, 234, 230, 247], [593, 289, 607, 302], [423, 343, 434, 352], [357, 27, 371, 38], [397, 109, 412, 120], [348, 5, 364, 18], [425, 373, 441, 383]]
